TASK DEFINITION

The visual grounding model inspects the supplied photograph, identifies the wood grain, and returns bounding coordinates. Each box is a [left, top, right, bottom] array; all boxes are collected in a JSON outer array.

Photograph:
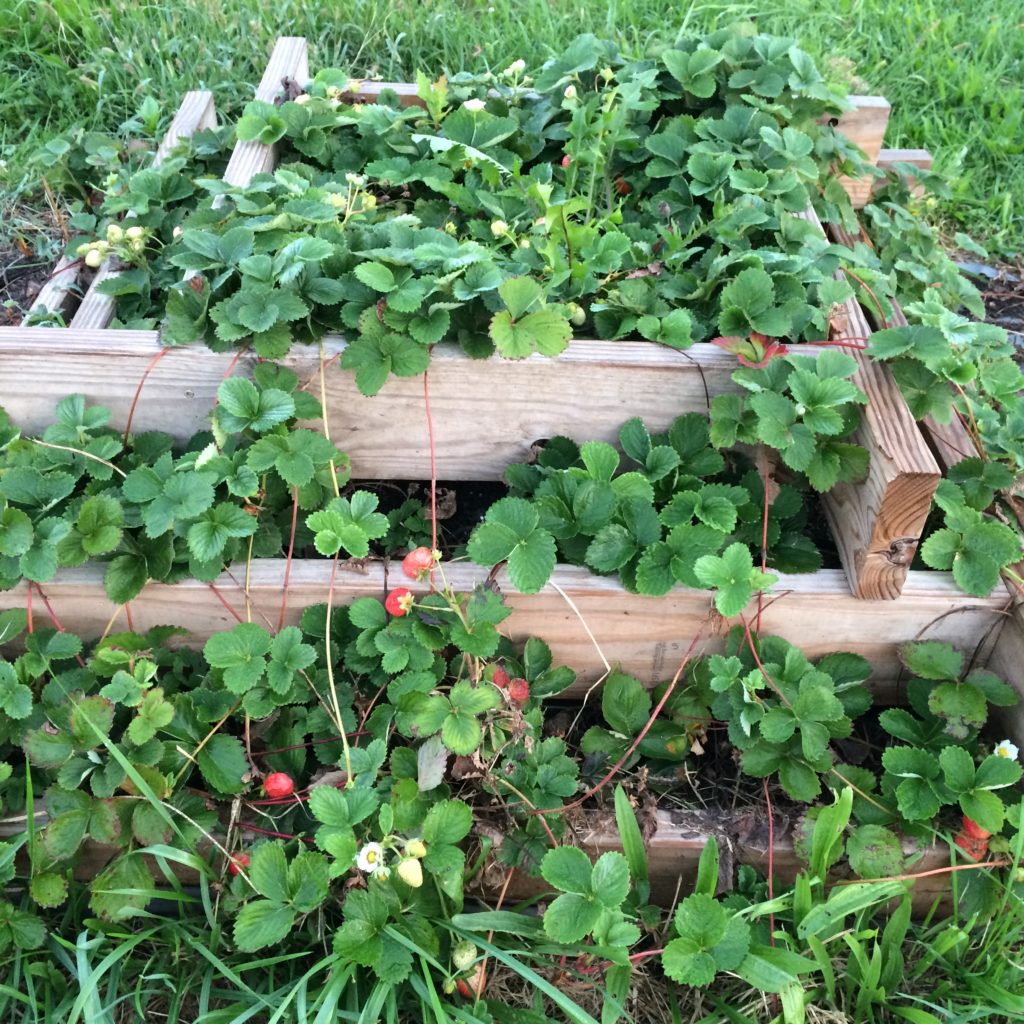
[[0, 562, 1006, 701], [221, 37, 309, 189], [800, 208, 941, 599], [29, 256, 81, 320], [845, 148, 935, 209], [829, 95, 892, 207], [70, 91, 219, 330], [0, 329, 739, 479], [58, 807, 954, 916]]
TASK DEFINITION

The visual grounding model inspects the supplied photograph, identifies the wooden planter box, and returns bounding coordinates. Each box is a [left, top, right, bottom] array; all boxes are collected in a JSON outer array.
[[1, 37, 941, 599], [3, 39, 1018, 918]]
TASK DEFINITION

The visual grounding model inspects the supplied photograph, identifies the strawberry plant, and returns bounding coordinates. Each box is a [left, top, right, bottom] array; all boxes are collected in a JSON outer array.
[[469, 412, 826, 608]]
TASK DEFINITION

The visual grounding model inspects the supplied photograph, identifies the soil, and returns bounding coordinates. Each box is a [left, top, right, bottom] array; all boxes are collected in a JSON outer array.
[[0, 245, 57, 324], [982, 265, 1024, 350]]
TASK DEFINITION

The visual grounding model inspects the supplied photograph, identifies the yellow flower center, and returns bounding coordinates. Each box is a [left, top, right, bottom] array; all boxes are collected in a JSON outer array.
[[367, 849, 378, 863]]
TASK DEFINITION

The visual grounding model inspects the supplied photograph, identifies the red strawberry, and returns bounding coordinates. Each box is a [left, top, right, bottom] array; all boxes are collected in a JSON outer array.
[[955, 833, 988, 862], [561, 154, 571, 168], [402, 546, 435, 580], [961, 816, 990, 840], [264, 772, 294, 799], [508, 678, 530, 706], [613, 174, 631, 196], [492, 666, 510, 689], [385, 588, 414, 616], [229, 852, 250, 876], [456, 964, 486, 999]]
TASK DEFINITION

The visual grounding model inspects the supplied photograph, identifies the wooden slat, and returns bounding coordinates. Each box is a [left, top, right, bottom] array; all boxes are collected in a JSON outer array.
[[346, 82, 890, 207], [221, 37, 308, 188], [830, 95, 891, 208], [29, 255, 80, 320], [0, 329, 738, 479], [58, 807, 953, 916], [0, 562, 1006, 699], [71, 91, 219, 330], [799, 208, 941, 599], [845, 148, 935, 209], [498, 808, 954, 915]]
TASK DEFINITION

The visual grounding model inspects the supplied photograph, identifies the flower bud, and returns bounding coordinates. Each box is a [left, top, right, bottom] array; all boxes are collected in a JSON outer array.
[[502, 59, 526, 77], [397, 857, 423, 888], [345, 172, 366, 187], [172, 225, 183, 238], [106, 224, 123, 243], [563, 85, 577, 100], [125, 225, 145, 240], [362, 194, 377, 210], [76, 243, 91, 257], [406, 838, 427, 859], [463, 98, 486, 112], [294, 93, 311, 105], [444, 221, 457, 235], [600, 67, 615, 82], [490, 219, 509, 237]]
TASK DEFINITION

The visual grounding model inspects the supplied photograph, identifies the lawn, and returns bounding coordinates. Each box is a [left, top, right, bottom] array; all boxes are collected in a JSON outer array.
[[1, 0, 1022, 255]]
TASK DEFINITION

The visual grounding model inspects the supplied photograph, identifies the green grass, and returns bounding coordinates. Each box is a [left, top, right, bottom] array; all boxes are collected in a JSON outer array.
[[0, 0, 1022, 253]]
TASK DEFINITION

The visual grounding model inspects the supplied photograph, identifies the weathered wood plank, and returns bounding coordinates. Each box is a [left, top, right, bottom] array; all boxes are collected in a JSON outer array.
[[800, 208, 941, 599], [71, 91, 219, 330], [0, 329, 738, 479], [0, 562, 1006, 700], [29, 255, 80, 321], [56, 807, 954, 916], [845, 148, 935, 210], [498, 808, 953, 915], [221, 37, 308, 188]]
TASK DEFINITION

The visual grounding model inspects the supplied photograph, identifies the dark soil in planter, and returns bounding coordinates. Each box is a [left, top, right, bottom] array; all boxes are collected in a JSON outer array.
[[0, 246, 56, 323]]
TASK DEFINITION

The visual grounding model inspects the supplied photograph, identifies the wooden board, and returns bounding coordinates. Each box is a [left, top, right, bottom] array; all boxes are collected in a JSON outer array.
[[798, 208, 941, 599], [497, 808, 953, 915], [0, 562, 1007, 701], [29, 256, 80, 321], [71, 91, 219, 330], [0, 328, 738, 479], [55, 806, 953, 916], [221, 37, 308, 189], [843, 147, 935, 212]]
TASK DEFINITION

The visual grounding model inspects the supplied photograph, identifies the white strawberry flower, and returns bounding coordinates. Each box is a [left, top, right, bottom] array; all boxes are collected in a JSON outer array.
[[355, 842, 385, 873], [563, 85, 577, 100], [994, 739, 1020, 761]]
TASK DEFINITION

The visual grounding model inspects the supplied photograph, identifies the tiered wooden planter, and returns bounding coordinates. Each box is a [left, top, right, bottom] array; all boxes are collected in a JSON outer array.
[[3, 38, 1022, 912]]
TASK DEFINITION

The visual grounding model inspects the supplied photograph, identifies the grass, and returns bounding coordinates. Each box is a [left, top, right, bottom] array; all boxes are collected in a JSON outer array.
[[0, 0, 1022, 253]]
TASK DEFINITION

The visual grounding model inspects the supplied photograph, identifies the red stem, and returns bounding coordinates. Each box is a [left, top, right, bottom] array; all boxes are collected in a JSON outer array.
[[34, 584, 86, 667], [237, 823, 314, 843], [207, 582, 244, 624], [739, 613, 793, 709], [26, 583, 33, 634], [123, 346, 171, 445], [276, 485, 300, 632], [844, 268, 889, 330], [533, 629, 705, 815]]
